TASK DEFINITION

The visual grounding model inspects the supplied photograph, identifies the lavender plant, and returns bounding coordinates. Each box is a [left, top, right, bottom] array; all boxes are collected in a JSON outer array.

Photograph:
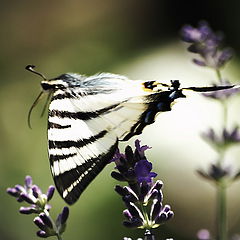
[[181, 21, 240, 240], [111, 140, 174, 240], [7, 176, 69, 240], [7, 21, 240, 240]]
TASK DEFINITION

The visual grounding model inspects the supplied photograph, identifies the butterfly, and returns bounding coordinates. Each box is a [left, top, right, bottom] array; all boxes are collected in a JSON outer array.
[[26, 65, 235, 205]]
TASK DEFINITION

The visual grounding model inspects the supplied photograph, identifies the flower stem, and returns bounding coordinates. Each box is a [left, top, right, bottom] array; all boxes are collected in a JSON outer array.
[[216, 69, 222, 82], [44, 209, 63, 240], [216, 181, 227, 240], [140, 204, 150, 228], [215, 68, 228, 240], [144, 229, 155, 240], [56, 234, 63, 240]]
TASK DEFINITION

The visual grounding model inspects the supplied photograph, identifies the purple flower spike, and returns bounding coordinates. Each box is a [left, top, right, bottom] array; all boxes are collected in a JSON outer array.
[[123, 209, 132, 220], [167, 211, 174, 219], [46, 186, 55, 201], [193, 59, 207, 66], [6, 188, 19, 197], [115, 185, 128, 197], [150, 200, 162, 221], [135, 140, 151, 157], [147, 189, 159, 201], [151, 180, 163, 191], [112, 141, 173, 231], [25, 175, 32, 188], [202, 127, 240, 149], [34, 216, 47, 231], [36, 230, 48, 238], [15, 184, 25, 192], [19, 206, 38, 214], [124, 202, 143, 221], [60, 207, 69, 224], [135, 160, 157, 183], [139, 181, 150, 201], [181, 21, 233, 69], [197, 163, 232, 182], [32, 184, 42, 196], [123, 218, 143, 228], [39, 213, 53, 229], [181, 25, 204, 43], [32, 186, 39, 198], [111, 148, 126, 163], [217, 48, 233, 68], [155, 212, 167, 224], [111, 171, 126, 181], [163, 205, 171, 213], [20, 193, 35, 204]]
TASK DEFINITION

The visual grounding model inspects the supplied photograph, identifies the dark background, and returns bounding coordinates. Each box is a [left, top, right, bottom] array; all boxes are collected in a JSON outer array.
[[1, 1, 240, 240]]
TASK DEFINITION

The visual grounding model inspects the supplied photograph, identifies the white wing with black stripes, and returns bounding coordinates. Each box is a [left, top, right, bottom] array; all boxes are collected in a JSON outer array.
[[46, 73, 177, 204], [27, 65, 235, 205]]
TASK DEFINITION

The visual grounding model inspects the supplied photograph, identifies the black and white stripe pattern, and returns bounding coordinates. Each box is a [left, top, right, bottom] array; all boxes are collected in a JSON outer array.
[[41, 73, 234, 204]]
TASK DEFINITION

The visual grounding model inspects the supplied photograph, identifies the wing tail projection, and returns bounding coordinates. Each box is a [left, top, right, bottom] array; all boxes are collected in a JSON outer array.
[[183, 84, 235, 92]]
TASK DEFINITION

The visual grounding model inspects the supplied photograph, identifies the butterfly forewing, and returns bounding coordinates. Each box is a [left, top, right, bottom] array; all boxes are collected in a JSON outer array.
[[47, 74, 159, 204]]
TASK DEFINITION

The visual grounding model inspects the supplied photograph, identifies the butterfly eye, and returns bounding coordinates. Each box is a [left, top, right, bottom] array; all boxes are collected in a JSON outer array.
[[41, 82, 53, 91]]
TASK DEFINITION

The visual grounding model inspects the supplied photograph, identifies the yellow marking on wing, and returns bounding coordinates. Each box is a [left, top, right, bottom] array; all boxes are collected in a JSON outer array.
[[142, 81, 170, 92]]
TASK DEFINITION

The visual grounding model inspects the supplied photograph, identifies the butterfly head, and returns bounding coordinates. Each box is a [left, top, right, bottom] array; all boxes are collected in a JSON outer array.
[[168, 80, 186, 99], [26, 65, 71, 92], [40, 78, 69, 91], [25, 65, 62, 128]]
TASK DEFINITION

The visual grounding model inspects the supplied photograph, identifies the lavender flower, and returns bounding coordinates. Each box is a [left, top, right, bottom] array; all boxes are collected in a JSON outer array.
[[197, 163, 240, 183], [197, 163, 231, 182], [181, 21, 240, 240], [202, 127, 240, 150], [7, 176, 69, 239], [7, 176, 53, 213], [181, 21, 233, 69], [112, 140, 173, 234], [197, 229, 211, 240], [34, 207, 69, 238], [135, 160, 157, 184]]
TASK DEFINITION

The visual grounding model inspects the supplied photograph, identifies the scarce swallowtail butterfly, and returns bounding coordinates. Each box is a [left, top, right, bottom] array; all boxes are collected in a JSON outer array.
[[26, 65, 236, 205]]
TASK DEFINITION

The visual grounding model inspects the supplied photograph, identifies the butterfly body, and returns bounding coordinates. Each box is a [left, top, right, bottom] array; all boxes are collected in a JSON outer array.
[[27, 65, 235, 205]]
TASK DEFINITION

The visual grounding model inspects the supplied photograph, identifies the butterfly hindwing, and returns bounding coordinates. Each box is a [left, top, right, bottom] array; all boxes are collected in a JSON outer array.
[[48, 93, 121, 204]]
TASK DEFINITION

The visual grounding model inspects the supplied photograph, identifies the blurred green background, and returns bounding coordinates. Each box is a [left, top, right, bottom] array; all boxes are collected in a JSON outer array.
[[1, 1, 240, 239]]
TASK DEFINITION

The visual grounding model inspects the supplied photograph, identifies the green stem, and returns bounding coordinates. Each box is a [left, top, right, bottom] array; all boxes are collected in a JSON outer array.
[[216, 69, 222, 82], [141, 204, 150, 228], [144, 229, 155, 240], [215, 67, 228, 240], [216, 181, 227, 240], [57, 234, 63, 240], [222, 100, 228, 128], [44, 209, 63, 240]]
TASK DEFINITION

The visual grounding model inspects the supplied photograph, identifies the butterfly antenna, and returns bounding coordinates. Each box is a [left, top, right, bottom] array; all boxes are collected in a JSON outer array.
[[25, 65, 47, 80], [28, 91, 44, 129], [40, 92, 52, 118]]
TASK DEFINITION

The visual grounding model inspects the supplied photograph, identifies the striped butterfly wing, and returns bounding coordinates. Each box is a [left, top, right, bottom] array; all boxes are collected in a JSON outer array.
[[47, 73, 180, 204], [25, 62, 236, 205]]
